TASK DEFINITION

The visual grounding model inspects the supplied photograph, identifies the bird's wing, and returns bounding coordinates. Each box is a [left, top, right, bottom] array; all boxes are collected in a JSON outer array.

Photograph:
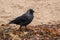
[[9, 14, 28, 24], [19, 15, 28, 22], [14, 15, 27, 22]]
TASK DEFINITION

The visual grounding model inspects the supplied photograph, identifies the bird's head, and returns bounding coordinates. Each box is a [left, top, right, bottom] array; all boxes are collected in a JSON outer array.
[[27, 9, 34, 14]]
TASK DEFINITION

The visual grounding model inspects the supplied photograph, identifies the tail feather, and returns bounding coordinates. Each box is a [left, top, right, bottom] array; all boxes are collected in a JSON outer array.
[[8, 21, 14, 24]]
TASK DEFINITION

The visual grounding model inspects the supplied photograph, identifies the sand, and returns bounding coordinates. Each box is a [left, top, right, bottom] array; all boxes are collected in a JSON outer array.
[[0, 0, 60, 26]]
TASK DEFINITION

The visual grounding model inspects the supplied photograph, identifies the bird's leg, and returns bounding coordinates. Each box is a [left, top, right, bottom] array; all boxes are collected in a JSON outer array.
[[25, 25, 28, 30], [20, 25, 22, 29], [18, 25, 22, 31], [25, 25, 27, 28]]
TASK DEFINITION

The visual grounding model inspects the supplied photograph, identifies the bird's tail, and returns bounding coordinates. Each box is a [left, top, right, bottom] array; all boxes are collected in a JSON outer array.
[[8, 21, 13, 24]]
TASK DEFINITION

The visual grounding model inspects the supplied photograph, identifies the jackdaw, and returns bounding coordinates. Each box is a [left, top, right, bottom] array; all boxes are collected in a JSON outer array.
[[9, 9, 34, 30]]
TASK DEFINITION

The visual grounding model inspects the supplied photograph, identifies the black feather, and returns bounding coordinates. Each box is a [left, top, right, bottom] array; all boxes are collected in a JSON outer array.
[[9, 9, 34, 29]]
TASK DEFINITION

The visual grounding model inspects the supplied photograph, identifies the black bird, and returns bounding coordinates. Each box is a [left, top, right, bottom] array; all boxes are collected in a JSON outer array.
[[9, 9, 34, 30]]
